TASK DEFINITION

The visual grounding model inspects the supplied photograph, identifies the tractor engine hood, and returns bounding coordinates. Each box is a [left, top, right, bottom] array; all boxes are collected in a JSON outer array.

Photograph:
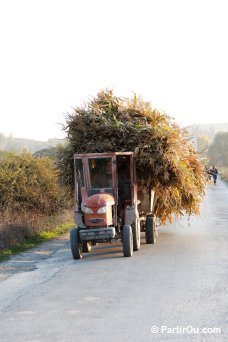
[[83, 193, 115, 209]]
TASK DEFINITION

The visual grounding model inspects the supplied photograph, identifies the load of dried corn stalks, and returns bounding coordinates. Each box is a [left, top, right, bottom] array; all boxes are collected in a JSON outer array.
[[59, 90, 206, 224]]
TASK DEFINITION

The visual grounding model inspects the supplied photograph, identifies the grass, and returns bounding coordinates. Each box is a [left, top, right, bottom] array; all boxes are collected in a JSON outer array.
[[0, 220, 74, 262]]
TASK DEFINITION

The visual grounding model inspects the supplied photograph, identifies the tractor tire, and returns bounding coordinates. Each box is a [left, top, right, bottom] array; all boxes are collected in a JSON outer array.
[[132, 220, 141, 251], [70, 228, 83, 259], [82, 242, 92, 253], [122, 225, 133, 257], [145, 216, 157, 244]]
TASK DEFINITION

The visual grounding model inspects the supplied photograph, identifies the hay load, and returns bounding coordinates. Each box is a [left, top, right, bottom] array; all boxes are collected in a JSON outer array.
[[60, 89, 206, 224]]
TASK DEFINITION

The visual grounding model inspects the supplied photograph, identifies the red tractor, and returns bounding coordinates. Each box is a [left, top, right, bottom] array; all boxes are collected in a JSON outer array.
[[70, 152, 158, 259]]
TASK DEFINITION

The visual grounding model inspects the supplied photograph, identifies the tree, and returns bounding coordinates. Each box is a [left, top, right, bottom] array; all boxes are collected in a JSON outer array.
[[208, 132, 228, 166], [196, 134, 210, 154]]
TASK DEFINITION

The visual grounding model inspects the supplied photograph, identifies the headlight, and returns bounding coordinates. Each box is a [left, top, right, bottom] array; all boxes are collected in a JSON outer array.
[[82, 205, 94, 214], [97, 206, 107, 214]]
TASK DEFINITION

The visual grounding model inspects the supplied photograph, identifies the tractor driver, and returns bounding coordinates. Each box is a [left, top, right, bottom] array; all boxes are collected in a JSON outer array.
[[90, 158, 113, 188], [101, 159, 113, 188]]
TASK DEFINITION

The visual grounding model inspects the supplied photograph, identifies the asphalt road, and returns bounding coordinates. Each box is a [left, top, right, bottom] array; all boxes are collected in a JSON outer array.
[[0, 180, 227, 342]]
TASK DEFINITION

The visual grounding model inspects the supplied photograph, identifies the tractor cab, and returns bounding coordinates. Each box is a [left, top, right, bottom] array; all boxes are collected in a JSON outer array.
[[74, 152, 136, 227]]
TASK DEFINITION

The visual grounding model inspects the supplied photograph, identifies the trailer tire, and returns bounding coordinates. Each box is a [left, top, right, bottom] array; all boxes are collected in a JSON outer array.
[[145, 216, 157, 244], [123, 225, 133, 257], [70, 228, 83, 259], [132, 220, 140, 251], [82, 242, 91, 253]]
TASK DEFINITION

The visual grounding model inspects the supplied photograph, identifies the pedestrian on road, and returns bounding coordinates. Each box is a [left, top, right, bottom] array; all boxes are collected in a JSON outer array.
[[210, 166, 218, 185]]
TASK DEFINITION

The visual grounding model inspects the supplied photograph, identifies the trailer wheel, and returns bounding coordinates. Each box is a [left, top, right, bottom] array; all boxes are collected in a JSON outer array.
[[145, 216, 157, 244], [82, 242, 92, 253], [123, 225, 133, 257], [132, 220, 141, 251], [70, 228, 83, 259]]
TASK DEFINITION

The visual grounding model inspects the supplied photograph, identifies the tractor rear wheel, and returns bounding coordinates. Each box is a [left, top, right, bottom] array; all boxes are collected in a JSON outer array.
[[145, 216, 157, 244], [132, 220, 141, 251], [70, 228, 83, 259], [82, 242, 92, 253], [123, 225, 133, 257]]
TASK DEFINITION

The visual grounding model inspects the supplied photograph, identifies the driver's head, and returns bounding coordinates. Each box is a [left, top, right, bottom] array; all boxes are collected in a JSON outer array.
[[105, 160, 112, 175]]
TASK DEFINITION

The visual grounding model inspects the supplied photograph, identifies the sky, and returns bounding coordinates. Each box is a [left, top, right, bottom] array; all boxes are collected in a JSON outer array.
[[0, 0, 228, 141]]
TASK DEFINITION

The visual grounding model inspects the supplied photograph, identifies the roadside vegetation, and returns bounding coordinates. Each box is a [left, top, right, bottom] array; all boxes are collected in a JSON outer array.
[[219, 168, 228, 182], [208, 132, 228, 166], [0, 151, 73, 257], [0, 218, 73, 262]]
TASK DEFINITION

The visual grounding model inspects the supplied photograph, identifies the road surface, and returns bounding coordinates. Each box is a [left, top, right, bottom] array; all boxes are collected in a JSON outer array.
[[0, 180, 227, 341]]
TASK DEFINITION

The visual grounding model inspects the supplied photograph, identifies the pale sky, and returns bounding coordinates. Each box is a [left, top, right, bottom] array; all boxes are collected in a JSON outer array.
[[0, 0, 228, 141]]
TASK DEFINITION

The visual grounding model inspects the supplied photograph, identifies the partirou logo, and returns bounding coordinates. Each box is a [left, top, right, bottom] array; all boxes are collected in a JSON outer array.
[[151, 325, 221, 335]]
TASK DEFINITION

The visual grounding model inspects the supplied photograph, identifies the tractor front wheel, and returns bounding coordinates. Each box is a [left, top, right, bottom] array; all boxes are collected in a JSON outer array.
[[122, 225, 133, 257], [70, 228, 83, 259]]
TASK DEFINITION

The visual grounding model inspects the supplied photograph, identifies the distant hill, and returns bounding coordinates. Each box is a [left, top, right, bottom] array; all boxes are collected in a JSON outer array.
[[188, 123, 228, 140], [33, 147, 59, 158], [0, 133, 65, 153]]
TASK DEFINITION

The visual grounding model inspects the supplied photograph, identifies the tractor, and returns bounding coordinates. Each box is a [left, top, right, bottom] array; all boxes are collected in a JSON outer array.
[[70, 152, 158, 259]]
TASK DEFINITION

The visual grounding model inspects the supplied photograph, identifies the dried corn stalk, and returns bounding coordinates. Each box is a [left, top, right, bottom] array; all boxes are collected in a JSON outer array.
[[58, 90, 206, 224]]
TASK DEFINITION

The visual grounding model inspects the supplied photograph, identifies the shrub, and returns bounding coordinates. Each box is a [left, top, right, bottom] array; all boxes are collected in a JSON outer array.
[[0, 152, 68, 215]]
